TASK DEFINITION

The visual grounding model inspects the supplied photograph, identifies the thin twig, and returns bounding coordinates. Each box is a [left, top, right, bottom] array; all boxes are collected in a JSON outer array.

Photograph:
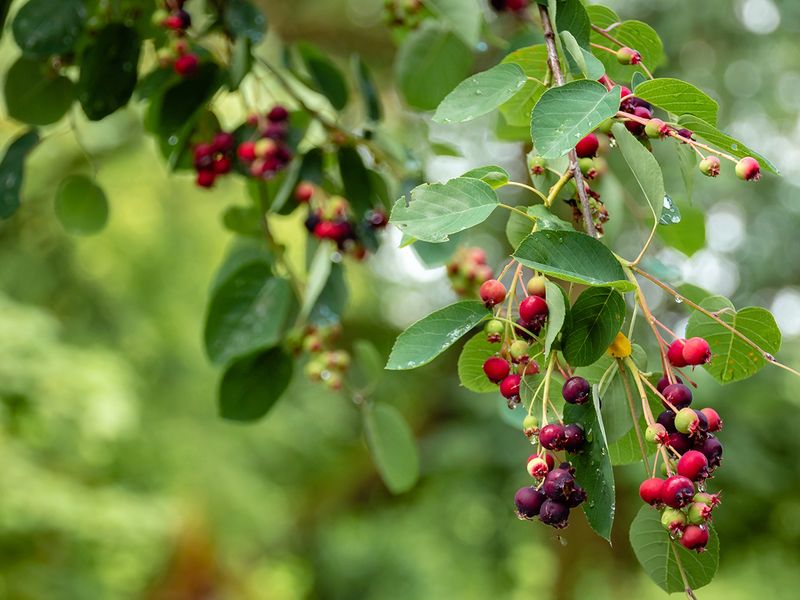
[[618, 360, 650, 475], [503, 180, 549, 204]]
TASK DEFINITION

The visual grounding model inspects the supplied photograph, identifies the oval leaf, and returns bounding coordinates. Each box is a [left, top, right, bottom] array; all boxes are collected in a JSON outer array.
[[4, 58, 74, 126], [611, 122, 665, 218], [633, 78, 718, 125], [219, 348, 293, 422], [457, 333, 500, 393], [543, 280, 568, 356], [0, 129, 40, 219], [224, 0, 267, 43], [386, 300, 490, 370], [297, 43, 348, 110], [562, 287, 626, 367], [363, 403, 420, 494], [12, 0, 85, 58], [54, 174, 109, 235], [461, 165, 510, 188], [433, 63, 527, 124]]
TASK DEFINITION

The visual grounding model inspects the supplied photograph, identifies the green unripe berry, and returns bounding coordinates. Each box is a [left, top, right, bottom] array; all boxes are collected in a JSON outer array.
[[616, 46, 641, 65], [509, 340, 530, 361], [699, 156, 721, 177], [528, 154, 546, 176], [645, 423, 667, 444], [484, 319, 504, 343], [523, 415, 539, 431], [644, 118, 667, 139], [597, 118, 615, 134], [661, 507, 687, 532], [675, 407, 698, 434], [579, 157, 595, 176], [304, 361, 324, 382], [526, 275, 547, 298], [687, 502, 711, 525]]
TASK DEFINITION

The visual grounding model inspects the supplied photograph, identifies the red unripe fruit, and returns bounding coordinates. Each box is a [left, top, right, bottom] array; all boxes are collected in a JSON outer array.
[[677, 450, 709, 481], [667, 432, 692, 454], [499, 374, 521, 399], [735, 156, 761, 181], [506, 0, 529, 10], [193, 143, 214, 169], [213, 157, 231, 174], [174, 53, 199, 76], [480, 279, 507, 307], [616, 46, 641, 65], [519, 295, 548, 322], [699, 156, 721, 177], [196, 170, 215, 188], [683, 337, 711, 365], [639, 477, 665, 505], [213, 132, 235, 153], [680, 524, 710, 551], [662, 475, 695, 508], [624, 105, 652, 135], [700, 407, 723, 432], [237, 141, 257, 161], [527, 456, 550, 478], [575, 133, 599, 158], [598, 74, 613, 89], [483, 357, 511, 383], [667, 339, 688, 367], [294, 182, 315, 203], [619, 86, 632, 99], [163, 14, 184, 30], [267, 105, 290, 122], [539, 423, 566, 450]]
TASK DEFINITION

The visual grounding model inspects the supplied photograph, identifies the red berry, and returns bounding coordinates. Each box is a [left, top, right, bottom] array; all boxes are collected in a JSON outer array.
[[514, 486, 546, 519], [662, 383, 693, 409], [666, 432, 692, 455], [295, 182, 315, 203], [539, 423, 566, 450], [519, 295, 548, 322], [563, 423, 585, 453], [662, 475, 695, 508], [193, 143, 214, 170], [174, 53, 199, 76], [616, 46, 641, 65], [700, 407, 723, 432], [618, 86, 632, 100], [237, 141, 257, 161], [499, 374, 521, 399], [196, 170, 215, 188], [657, 375, 682, 393], [667, 339, 688, 367], [680, 524, 710, 551], [526, 455, 550, 478], [562, 376, 590, 405], [213, 132, 235, 153], [267, 105, 290, 122], [575, 133, 599, 158], [677, 450, 709, 481], [213, 156, 231, 174], [683, 337, 711, 365], [483, 357, 511, 383], [480, 279, 507, 307], [735, 156, 761, 181], [506, 0, 529, 10], [639, 477, 664, 505]]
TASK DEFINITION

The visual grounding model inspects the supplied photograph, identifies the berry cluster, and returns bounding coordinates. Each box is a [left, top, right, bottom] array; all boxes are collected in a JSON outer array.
[[298, 325, 351, 391], [383, 0, 424, 28], [490, 0, 530, 13], [193, 132, 235, 188], [236, 106, 294, 181], [153, 1, 199, 77], [446, 248, 494, 297]]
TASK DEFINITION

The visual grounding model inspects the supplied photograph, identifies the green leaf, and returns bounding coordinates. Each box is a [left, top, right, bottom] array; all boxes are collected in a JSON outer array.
[[297, 43, 348, 110], [54, 174, 109, 235], [350, 340, 384, 392], [677, 115, 778, 175], [608, 417, 654, 465], [563, 388, 615, 541], [309, 262, 348, 327], [457, 333, 501, 393], [353, 55, 382, 122], [4, 58, 74, 126], [562, 287, 626, 367], [386, 300, 490, 370], [422, 0, 481, 46], [300, 243, 335, 320], [0, 129, 39, 219], [210, 238, 272, 295], [631, 71, 648, 89], [433, 63, 527, 124], [222, 205, 261, 238], [659, 202, 705, 256], [337, 145, 374, 217], [219, 348, 293, 422], [461, 165, 510, 188], [611, 122, 665, 218], [390, 177, 498, 243], [555, 0, 591, 47], [531, 81, 620, 159], [147, 63, 221, 137], [659, 195, 680, 226], [543, 280, 568, 356], [514, 230, 634, 291], [204, 264, 298, 366], [363, 403, 420, 494], [224, 0, 267, 43], [633, 78, 719, 125], [501, 45, 549, 80], [229, 36, 253, 91], [674, 141, 696, 201], [77, 24, 141, 121], [499, 79, 546, 128], [12, 0, 85, 58], [685, 296, 781, 383], [395, 20, 472, 111], [561, 31, 605, 80], [629, 506, 719, 593]]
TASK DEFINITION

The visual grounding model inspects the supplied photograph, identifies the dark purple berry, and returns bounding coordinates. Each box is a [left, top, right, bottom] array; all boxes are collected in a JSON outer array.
[[563, 423, 585, 453], [656, 375, 682, 393], [657, 409, 677, 433], [562, 377, 590, 405], [667, 432, 692, 455], [543, 468, 575, 502], [514, 486, 546, 519], [697, 435, 723, 469], [539, 499, 570, 528], [565, 485, 587, 508], [539, 423, 566, 450], [662, 383, 693, 409]]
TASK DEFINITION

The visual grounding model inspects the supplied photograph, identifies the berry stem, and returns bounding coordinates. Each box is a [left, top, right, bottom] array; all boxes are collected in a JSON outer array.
[[541, 352, 557, 426], [545, 169, 573, 208], [638, 373, 680, 413], [525, 376, 548, 418], [589, 24, 654, 79], [503, 181, 549, 204], [627, 359, 676, 477], [499, 203, 538, 223], [589, 42, 618, 55], [670, 543, 698, 600], [539, 4, 599, 238], [617, 360, 651, 475], [503, 263, 524, 341], [653, 316, 679, 340]]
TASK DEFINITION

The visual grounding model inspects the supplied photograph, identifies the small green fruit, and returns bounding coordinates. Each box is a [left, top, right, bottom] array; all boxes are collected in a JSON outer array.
[[661, 507, 687, 532], [509, 340, 530, 362], [645, 423, 667, 444], [675, 407, 698, 434]]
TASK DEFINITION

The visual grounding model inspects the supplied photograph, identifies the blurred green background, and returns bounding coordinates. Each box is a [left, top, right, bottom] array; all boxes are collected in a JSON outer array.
[[2, 0, 800, 598]]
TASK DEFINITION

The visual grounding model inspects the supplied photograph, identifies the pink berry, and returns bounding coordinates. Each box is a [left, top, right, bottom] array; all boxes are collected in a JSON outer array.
[[662, 475, 695, 508], [735, 156, 761, 181], [680, 524, 710, 551], [499, 374, 521, 399], [683, 337, 711, 365], [174, 53, 199, 76], [700, 407, 723, 432], [677, 450, 709, 481], [575, 133, 599, 158], [667, 339, 688, 367], [237, 141, 257, 161], [639, 477, 664, 505], [480, 279, 507, 307], [519, 295, 548, 322], [616, 46, 641, 65]]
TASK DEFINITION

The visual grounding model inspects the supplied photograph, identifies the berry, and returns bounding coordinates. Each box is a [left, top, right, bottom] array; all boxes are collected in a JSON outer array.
[[509, 340, 530, 362], [480, 279, 507, 307], [237, 141, 257, 161], [662, 475, 695, 508], [365, 209, 388, 228], [526, 275, 547, 297], [563, 423, 585, 453], [677, 128, 694, 141], [483, 356, 510, 383], [579, 157, 597, 178], [484, 319, 504, 343], [575, 133, 599, 158], [657, 375, 682, 393], [193, 143, 214, 170], [677, 450, 709, 481], [543, 468, 575, 502], [639, 477, 664, 505], [645, 423, 668, 444], [539, 499, 569, 528], [506, 0, 529, 11], [196, 170, 215, 188], [268, 105, 290, 122], [174, 53, 199, 76], [699, 156, 721, 177], [661, 507, 687, 533], [539, 423, 566, 450], [657, 409, 677, 433], [667, 339, 688, 367], [565, 485, 587, 508], [528, 155, 546, 175], [694, 492, 721, 508], [700, 408, 723, 432], [522, 414, 539, 434], [683, 337, 711, 365], [515, 486, 546, 519], [680, 524, 709, 551], [675, 407, 699, 435], [213, 157, 231, 174], [499, 374, 521, 399], [616, 46, 641, 65], [662, 383, 693, 409], [527, 455, 550, 478], [666, 432, 692, 455], [213, 132, 235, 152], [698, 435, 723, 469], [625, 106, 652, 135], [562, 376, 590, 405], [735, 156, 761, 181], [644, 118, 668, 139], [519, 360, 540, 376], [295, 182, 315, 203], [687, 502, 713, 525], [519, 295, 548, 322]]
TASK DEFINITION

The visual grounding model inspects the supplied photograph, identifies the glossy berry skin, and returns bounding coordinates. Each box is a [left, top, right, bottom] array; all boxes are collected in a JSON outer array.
[[539, 423, 566, 450], [174, 53, 199, 76], [527, 275, 547, 297], [661, 507, 687, 533], [519, 295, 548, 322], [687, 502, 713, 524], [616, 46, 641, 65], [645, 423, 668, 444], [499, 374, 521, 399], [639, 477, 664, 505], [509, 340, 530, 362], [515, 486, 546, 519], [699, 156, 721, 177], [625, 105, 651, 135], [667, 432, 692, 455], [680, 524, 710, 551], [539, 499, 569, 528], [662, 383, 693, 409], [213, 157, 231, 174], [677, 128, 694, 140], [267, 105, 290, 122], [483, 357, 510, 383], [667, 339, 688, 367], [563, 423, 585, 453], [237, 141, 257, 161], [480, 279, 507, 307], [196, 170, 215, 188], [657, 409, 677, 433], [657, 375, 682, 393], [565, 485, 587, 508], [735, 156, 761, 181], [700, 407, 723, 432], [662, 475, 695, 509], [543, 467, 574, 501], [698, 435, 723, 469], [562, 376, 590, 405], [575, 133, 599, 158], [294, 182, 315, 203], [677, 450, 709, 481], [683, 337, 712, 365], [644, 118, 667, 139], [675, 407, 699, 434], [484, 319, 504, 343]]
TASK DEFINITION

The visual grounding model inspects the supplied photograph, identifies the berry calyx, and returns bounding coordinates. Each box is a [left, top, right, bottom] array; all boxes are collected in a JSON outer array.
[[661, 507, 687, 533], [616, 46, 642, 65], [662, 383, 693, 409], [515, 486, 546, 519], [539, 423, 566, 450], [693, 491, 722, 508], [662, 475, 695, 508], [519, 295, 548, 322], [687, 502, 713, 524], [667, 339, 688, 367], [480, 279, 507, 307], [699, 155, 721, 177], [563, 423, 585, 453], [562, 376, 590, 405], [645, 423, 668, 444], [680, 524, 710, 551], [735, 156, 761, 181], [522, 414, 539, 436], [526, 275, 547, 297], [483, 357, 511, 383], [639, 477, 664, 505], [682, 337, 712, 365], [484, 319, 505, 343], [700, 407, 723, 432], [539, 499, 569, 528], [509, 340, 530, 363], [677, 450, 709, 481], [499, 374, 521, 399], [575, 133, 599, 158], [529, 155, 546, 175], [675, 407, 700, 435]]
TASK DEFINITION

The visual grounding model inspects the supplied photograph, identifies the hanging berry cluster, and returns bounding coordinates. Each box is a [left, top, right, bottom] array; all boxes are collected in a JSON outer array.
[[193, 132, 235, 188], [295, 324, 351, 391], [236, 106, 294, 181], [153, 1, 199, 77], [447, 247, 494, 297]]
